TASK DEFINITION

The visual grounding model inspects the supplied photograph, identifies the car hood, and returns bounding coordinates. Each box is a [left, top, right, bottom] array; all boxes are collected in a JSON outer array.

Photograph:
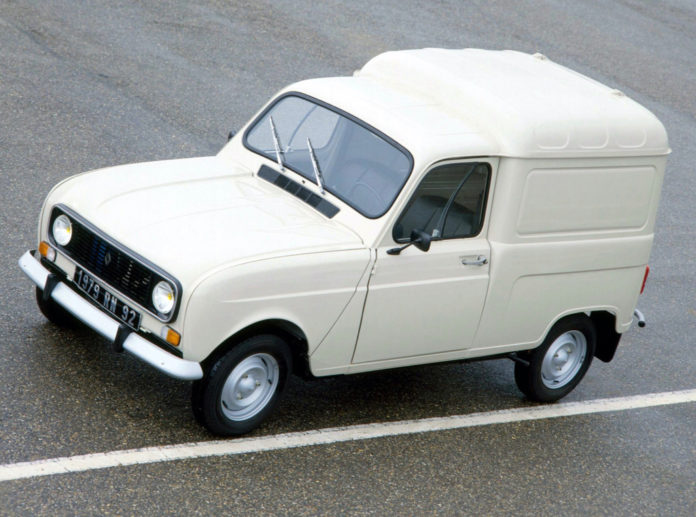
[[47, 156, 364, 285]]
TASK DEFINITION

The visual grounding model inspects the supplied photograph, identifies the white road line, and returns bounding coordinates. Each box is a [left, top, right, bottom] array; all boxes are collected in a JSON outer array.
[[2, 389, 696, 483]]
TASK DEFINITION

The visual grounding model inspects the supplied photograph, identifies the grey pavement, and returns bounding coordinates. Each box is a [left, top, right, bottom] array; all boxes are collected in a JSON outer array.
[[1, 1, 695, 515]]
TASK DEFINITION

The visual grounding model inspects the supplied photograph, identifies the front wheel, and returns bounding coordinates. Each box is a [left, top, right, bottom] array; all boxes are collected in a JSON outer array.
[[192, 335, 292, 436], [514, 315, 596, 402]]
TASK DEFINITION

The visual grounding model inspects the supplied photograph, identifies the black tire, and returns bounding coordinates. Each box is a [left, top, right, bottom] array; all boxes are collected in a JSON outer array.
[[35, 286, 81, 328], [191, 334, 292, 436], [514, 315, 596, 402]]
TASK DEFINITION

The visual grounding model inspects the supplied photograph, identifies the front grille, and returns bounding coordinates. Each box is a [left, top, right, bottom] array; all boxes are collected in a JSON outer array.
[[69, 221, 154, 305], [49, 205, 180, 321]]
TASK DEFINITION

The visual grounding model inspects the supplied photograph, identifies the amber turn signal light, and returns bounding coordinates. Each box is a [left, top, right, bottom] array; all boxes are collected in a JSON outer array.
[[162, 327, 181, 347], [39, 241, 56, 262]]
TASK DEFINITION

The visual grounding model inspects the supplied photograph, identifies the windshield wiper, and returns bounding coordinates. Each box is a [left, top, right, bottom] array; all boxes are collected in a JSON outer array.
[[269, 116, 284, 170], [306, 138, 326, 195]]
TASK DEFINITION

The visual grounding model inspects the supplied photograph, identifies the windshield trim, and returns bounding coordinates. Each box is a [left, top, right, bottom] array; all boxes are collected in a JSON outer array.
[[242, 91, 414, 219]]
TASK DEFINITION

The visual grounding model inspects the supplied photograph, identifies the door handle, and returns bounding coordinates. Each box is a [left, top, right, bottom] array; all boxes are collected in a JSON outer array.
[[461, 255, 488, 266]]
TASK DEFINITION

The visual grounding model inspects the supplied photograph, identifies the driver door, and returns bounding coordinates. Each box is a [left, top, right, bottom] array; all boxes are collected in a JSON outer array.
[[353, 161, 493, 364]]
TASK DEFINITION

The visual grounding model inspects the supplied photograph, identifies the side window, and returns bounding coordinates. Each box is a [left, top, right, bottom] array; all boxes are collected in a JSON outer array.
[[393, 162, 490, 242]]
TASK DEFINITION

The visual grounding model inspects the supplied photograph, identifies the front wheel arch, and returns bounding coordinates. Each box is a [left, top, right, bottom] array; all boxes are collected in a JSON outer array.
[[200, 319, 310, 378]]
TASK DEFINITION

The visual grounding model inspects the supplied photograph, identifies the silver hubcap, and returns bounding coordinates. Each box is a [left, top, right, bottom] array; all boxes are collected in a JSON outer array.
[[541, 330, 587, 389], [220, 353, 279, 421]]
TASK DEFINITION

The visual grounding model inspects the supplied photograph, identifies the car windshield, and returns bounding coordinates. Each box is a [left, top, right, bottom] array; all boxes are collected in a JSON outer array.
[[244, 94, 412, 218]]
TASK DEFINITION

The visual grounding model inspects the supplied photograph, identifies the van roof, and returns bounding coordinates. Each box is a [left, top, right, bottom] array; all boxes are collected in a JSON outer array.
[[292, 49, 669, 160]]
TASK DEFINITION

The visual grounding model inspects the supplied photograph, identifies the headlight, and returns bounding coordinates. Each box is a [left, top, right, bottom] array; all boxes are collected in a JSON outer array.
[[152, 281, 175, 314], [52, 214, 73, 246]]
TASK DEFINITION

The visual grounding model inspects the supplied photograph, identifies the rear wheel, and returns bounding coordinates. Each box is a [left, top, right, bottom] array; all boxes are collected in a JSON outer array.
[[514, 315, 596, 402], [192, 334, 292, 436], [35, 286, 80, 328]]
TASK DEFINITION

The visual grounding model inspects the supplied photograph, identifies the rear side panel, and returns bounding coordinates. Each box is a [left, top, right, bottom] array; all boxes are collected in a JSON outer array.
[[470, 155, 666, 356]]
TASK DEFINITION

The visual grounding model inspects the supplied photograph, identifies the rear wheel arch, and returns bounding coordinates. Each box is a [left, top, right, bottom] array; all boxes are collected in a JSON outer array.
[[590, 311, 622, 363], [514, 313, 596, 402]]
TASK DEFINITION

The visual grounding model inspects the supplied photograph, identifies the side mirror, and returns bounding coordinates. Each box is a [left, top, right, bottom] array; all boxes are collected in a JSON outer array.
[[387, 229, 432, 255], [411, 229, 431, 252], [227, 130, 236, 141]]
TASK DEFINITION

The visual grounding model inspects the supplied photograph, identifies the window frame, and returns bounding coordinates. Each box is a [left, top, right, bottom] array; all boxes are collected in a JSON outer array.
[[392, 161, 492, 243]]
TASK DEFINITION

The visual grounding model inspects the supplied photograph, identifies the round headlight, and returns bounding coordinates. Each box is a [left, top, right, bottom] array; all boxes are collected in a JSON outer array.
[[152, 281, 175, 314], [52, 214, 73, 246]]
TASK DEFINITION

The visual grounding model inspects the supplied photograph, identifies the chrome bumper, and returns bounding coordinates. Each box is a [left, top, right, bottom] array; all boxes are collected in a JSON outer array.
[[18, 250, 203, 381]]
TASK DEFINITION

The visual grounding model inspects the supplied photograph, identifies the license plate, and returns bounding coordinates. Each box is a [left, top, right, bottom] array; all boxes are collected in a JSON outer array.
[[73, 267, 142, 330]]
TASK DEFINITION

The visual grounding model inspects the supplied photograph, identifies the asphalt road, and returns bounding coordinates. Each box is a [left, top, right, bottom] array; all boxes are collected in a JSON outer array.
[[1, 0, 695, 515]]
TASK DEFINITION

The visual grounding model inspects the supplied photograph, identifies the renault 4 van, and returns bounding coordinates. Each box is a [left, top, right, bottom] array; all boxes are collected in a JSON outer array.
[[19, 49, 668, 435]]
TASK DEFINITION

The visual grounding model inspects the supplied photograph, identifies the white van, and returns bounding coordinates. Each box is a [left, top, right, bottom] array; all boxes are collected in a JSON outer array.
[[19, 48, 669, 435]]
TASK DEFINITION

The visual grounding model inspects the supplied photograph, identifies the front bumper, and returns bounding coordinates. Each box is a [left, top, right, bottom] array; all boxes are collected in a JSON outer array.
[[18, 250, 203, 381]]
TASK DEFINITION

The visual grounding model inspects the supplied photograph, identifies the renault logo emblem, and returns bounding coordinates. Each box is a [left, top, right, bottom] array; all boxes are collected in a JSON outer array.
[[104, 251, 112, 266]]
